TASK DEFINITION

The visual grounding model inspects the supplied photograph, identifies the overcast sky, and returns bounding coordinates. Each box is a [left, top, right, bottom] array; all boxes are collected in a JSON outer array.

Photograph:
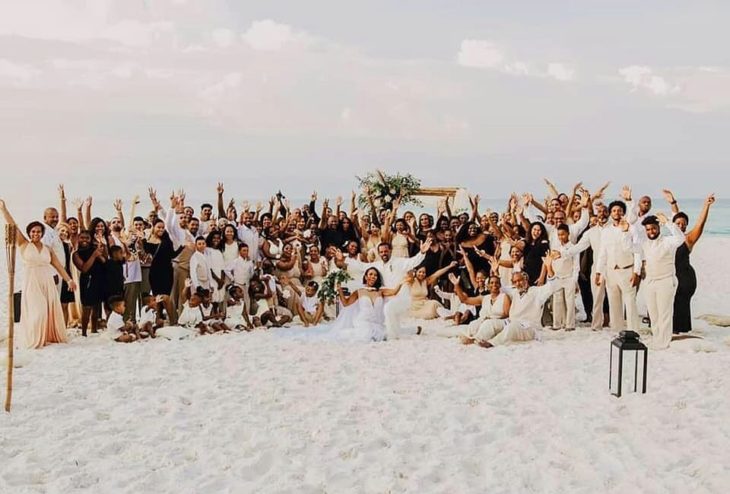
[[0, 0, 727, 215]]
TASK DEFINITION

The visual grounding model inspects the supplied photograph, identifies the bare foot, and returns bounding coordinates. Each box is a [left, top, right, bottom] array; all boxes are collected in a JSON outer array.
[[460, 335, 475, 345], [477, 340, 493, 349]]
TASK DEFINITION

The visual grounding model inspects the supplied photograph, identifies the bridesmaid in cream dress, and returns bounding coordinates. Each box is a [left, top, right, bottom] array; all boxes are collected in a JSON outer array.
[[408, 262, 458, 319], [0, 200, 77, 349]]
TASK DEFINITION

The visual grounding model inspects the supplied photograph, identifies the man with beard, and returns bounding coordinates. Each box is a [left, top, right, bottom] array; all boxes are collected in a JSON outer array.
[[199, 203, 213, 236], [188, 217, 200, 237], [624, 213, 685, 349], [159, 193, 195, 323], [41, 205, 64, 289], [595, 197, 641, 331], [237, 208, 262, 261], [582, 202, 609, 329]]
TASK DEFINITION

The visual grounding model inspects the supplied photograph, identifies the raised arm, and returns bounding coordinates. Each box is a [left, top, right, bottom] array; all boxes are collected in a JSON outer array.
[[662, 189, 680, 215], [0, 200, 29, 247], [543, 178, 560, 199], [113, 198, 125, 229], [565, 182, 582, 219], [427, 261, 458, 286], [686, 194, 715, 250], [83, 196, 93, 229], [469, 195, 480, 223], [58, 185, 68, 223], [318, 199, 329, 230], [216, 182, 226, 218], [126, 195, 139, 234], [448, 273, 483, 306], [338, 284, 360, 306]]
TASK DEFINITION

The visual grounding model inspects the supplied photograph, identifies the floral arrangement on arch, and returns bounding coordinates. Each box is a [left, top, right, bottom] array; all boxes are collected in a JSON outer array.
[[356, 170, 423, 211], [318, 269, 353, 304]]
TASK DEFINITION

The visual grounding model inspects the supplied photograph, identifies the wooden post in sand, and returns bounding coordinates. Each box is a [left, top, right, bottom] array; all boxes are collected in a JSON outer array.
[[5, 224, 16, 412]]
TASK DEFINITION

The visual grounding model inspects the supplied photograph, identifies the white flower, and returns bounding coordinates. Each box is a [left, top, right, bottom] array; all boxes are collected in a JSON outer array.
[[384, 195, 392, 202], [389, 188, 396, 195]]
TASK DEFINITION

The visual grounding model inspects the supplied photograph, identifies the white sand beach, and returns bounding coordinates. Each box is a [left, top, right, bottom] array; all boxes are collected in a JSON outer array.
[[1, 239, 729, 493]]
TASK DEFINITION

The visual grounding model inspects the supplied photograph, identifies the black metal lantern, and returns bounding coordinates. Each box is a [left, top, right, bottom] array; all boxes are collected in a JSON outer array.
[[609, 330, 648, 397]]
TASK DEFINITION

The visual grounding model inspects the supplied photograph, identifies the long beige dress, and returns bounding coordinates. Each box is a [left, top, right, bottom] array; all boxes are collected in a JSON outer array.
[[20, 243, 67, 349], [391, 233, 410, 259], [408, 279, 442, 319]]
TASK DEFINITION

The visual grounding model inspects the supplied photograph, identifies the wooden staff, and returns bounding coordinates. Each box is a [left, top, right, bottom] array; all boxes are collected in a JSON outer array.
[[5, 223, 16, 412]]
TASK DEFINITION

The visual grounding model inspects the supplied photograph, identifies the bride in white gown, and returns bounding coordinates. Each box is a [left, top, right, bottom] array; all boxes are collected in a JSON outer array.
[[276, 267, 412, 343]]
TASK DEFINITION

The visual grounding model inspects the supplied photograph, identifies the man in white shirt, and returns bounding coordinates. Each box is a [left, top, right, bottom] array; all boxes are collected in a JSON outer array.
[[340, 238, 431, 339], [227, 244, 256, 310], [162, 198, 195, 322], [595, 200, 641, 331], [190, 237, 213, 292], [551, 224, 591, 331], [480, 253, 560, 347], [41, 207, 64, 290], [237, 210, 262, 262], [625, 214, 685, 349], [544, 191, 590, 248], [583, 205, 609, 330]]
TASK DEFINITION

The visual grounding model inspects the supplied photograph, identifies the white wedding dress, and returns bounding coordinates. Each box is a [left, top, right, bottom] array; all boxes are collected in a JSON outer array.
[[276, 290, 386, 343]]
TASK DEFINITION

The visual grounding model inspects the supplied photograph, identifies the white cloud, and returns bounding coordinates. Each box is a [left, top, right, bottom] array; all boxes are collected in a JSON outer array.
[[242, 20, 304, 51], [457, 40, 505, 69], [457, 40, 577, 83], [618, 65, 680, 96], [211, 28, 236, 48], [0, 59, 41, 84], [547, 63, 575, 82]]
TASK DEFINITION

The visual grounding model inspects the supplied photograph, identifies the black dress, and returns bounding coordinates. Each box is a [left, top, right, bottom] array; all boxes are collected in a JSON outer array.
[[144, 236, 176, 296], [76, 247, 106, 307], [59, 242, 75, 304], [673, 242, 696, 334], [523, 240, 550, 286]]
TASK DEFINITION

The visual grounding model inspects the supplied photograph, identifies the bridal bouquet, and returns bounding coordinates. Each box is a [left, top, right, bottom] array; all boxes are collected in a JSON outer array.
[[356, 170, 422, 211], [318, 270, 353, 304]]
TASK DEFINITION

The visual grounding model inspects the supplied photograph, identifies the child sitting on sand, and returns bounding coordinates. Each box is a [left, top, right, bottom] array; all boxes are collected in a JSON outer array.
[[106, 295, 140, 343], [225, 285, 253, 331], [296, 281, 324, 327], [198, 287, 231, 334], [138, 294, 163, 338]]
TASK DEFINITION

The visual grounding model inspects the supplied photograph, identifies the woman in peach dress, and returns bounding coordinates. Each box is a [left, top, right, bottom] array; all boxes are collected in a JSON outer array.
[[0, 200, 76, 349]]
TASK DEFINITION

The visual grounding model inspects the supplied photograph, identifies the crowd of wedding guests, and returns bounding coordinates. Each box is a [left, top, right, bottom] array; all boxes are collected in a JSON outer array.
[[0, 179, 715, 350]]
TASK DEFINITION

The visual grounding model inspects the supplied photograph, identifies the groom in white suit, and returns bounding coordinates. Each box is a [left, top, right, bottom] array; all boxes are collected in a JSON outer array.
[[339, 238, 432, 340]]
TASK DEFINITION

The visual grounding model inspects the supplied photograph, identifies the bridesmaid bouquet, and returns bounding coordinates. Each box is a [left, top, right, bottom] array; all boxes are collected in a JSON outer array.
[[356, 170, 422, 211], [318, 270, 353, 304]]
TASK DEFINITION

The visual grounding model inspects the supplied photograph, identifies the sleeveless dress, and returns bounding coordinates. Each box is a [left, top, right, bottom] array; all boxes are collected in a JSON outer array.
[[462, 292, 509, 342], [19, 243, 67, 348], [276, 290, 386, 342], [143, 236, 176, 296], [76, 247, 106, 306], [673, 242, 696, 334], [391, 233, 410, 259], [408, 279, 442, 319]]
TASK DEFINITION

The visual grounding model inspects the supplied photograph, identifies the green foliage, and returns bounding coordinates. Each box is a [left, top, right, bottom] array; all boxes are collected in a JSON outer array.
[[356, 171, 422, 211], [318, 269, 354, 304]]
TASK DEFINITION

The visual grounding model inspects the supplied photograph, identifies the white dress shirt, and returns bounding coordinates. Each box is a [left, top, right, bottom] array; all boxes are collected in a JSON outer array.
[[237, 224, 262, 261], [227, 257, 256, 287], [345, 252, 425, 288], [624, 223, 685, 281], [595, 223, 642, 276], [190, 251, 212, 290], [41, 222, 65, 265]]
